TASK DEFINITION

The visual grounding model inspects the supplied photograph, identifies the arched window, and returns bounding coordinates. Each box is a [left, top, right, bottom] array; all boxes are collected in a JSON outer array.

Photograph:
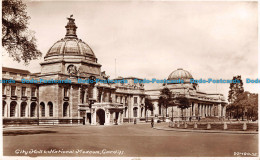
[[40, 102, 45, 117], [21, 102, 27, 117], [2, 101, 6, 117], [48, 102, 53, 117], [124, 107, 127, 117], [10, 101, 17, 117], [133, 107, 138, 117], [30, 102, 36, 117], [63, 102, 69, 117]]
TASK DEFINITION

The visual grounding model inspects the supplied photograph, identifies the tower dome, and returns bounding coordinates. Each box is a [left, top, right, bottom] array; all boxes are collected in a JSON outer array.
[[168, 68, 193, 80], [41, 16, 101, 76], [44, 16, 96, 63]]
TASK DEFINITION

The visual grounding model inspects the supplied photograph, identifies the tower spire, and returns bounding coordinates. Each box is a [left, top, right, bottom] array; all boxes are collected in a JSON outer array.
[[65, 15, 77, 38]]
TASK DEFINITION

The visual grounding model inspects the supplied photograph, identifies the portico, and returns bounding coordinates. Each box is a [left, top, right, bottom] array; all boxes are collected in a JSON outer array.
[[91, 103, 124, 125]]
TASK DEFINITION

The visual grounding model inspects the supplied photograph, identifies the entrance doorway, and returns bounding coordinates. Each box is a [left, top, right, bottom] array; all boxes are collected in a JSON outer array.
[[115, 112, 119, 124], [87, 113, 91, 124], [96, 109, 105, 125]]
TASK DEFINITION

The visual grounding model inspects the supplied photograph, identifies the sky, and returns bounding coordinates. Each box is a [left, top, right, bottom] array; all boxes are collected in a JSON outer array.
[[1, 1, 258, 98]]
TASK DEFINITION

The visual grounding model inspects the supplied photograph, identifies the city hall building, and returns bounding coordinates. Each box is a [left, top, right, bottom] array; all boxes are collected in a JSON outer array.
[[2, 17, 227, 125]]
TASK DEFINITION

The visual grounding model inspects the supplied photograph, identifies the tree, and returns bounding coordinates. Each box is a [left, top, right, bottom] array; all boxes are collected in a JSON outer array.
[[176, 96, 190, 120], [227, 75, 244, 120], [144, 97, 154, 122], [234, 92, 258, 121], [2, 0, 42, 64], [158, 87, 174, 121], [228, 75, 244, 103]]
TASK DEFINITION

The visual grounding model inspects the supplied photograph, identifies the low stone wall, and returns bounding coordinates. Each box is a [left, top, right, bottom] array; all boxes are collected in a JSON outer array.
[[168, 121, 258, 131]]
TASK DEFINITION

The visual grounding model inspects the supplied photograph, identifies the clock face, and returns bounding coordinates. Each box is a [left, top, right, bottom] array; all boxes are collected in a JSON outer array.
[[89, 76, 96, 81]]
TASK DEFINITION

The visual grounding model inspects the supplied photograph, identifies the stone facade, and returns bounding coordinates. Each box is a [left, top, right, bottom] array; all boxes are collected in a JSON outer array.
[[2, 18, 227, 125], [146, 68, 227, 122], [2, 17, 145, 125]]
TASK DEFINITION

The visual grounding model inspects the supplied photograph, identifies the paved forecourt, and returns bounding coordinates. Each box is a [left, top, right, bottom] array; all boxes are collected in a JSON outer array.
[[3, 123, 258, 157]]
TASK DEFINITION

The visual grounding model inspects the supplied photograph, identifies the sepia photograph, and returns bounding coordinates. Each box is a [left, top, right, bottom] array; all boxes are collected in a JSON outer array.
[[1, 0, 259, 159]]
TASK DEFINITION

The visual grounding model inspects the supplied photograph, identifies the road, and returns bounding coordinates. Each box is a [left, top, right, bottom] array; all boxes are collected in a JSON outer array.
[[3, 123, 258, 157]]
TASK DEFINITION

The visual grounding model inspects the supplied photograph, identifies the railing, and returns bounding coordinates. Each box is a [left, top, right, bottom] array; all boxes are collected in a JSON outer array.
[[3, 118, 84, 125]]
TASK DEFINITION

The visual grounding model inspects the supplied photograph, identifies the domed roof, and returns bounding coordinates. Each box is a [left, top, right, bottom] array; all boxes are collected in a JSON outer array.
[[44, 16, 96, 60], [46, 38, 95, 57], [168, 68, 193, 80]]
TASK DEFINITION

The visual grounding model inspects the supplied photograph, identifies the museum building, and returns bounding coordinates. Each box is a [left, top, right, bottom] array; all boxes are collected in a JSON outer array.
[[146, 68, 227, 121], [2, 17, 227, 125]]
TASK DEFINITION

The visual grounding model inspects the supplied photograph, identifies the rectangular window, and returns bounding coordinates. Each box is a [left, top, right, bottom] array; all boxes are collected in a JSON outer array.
[[11, 86, 16, 96], [81, 90, 85, 103], [64, 88, 68, 97], [121, 96, 123, 104], [88, 87, 93, 99], [22, 87, 26, 97], [134, 97, 138, 104], [140, 97, 143, 104], [116, 96, 119, 103], [2, 85, 5, 95], [31, 87, 36, 97], [125, 97, 128, 105]]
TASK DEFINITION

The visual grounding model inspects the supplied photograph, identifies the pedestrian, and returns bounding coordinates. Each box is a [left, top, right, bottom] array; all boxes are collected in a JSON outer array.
[[198, 116, 200, 122], [151, 118, 154, 128], [134, 118, 136, 124], [189, 117, 191, 122]]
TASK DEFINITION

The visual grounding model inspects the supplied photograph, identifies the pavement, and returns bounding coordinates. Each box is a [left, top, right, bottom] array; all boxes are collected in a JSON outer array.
[[3, 123, 258, 157]]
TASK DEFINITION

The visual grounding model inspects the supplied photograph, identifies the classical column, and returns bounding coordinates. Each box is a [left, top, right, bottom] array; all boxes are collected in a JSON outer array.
[[16, 102, 19, 117], [127, 95, 131, 122], [223, 105, 226, 118], [120, 112, 123, 124], [217, 103, 222, 117], [189, 105, 192, 117], [201, 104, 204, 118], [209, 105, 211, 116], [194, 103, 198, 117], [91, 108, 96, 125], [208, 105, 210, 116], [78, 86, 81, 103], [70, 85, 73, 118], [104, 109, 110, 125], [205, 104, 208, 117], [200, 104, 202, 117], [100, 90, 103, 103], [198, 104, 201, 116], [192, 103, 195, 117], [93, 86, 97, 100], [211, 105, 214, 116], [185, 108, 188, 120], [139, 106, 141, 118], [130, 96, 133, 119]]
